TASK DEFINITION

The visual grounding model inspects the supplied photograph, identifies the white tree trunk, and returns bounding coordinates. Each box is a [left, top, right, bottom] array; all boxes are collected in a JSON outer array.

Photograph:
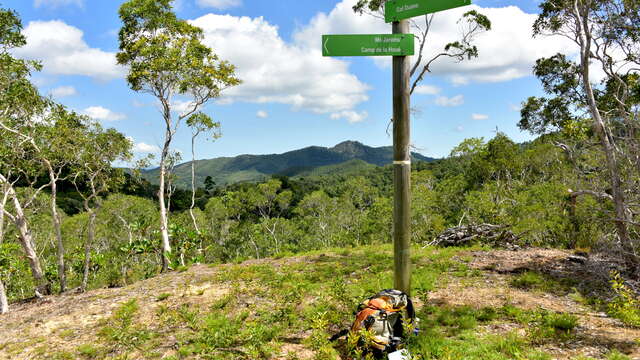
[[189, 134, 200, 234], [0, 280, 7, 315], [10, 193, 49, 296], [0, 189, 8, 314], [575, 2, 635, 262], [158, 117, 173, 272], [49, 177, 66, 292], [81, 210, 96, 292]]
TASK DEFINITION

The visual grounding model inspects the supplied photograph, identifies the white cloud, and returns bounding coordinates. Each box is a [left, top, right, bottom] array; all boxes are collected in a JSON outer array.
[[14, 20, 124, 81], [197, 0, 242, 9], [185, 1, 580, 116], [435, 95, 464, 107], [414, 85, 441, 95], [34, 0, 82, 8], [416, 5, 577, 84], [172, 100, 196, 115], [293, 1, 577, 85], [256, 110, 268, 118], [50, 86, 77, 98], [330, 110, 368, 124], [455, 125, 465, 132], [471, 113, 489, 120], [133, 142, 161, 153], [83, 106, 126, 121], [132, 100, 147, 108], [191, 11, 370, 114]]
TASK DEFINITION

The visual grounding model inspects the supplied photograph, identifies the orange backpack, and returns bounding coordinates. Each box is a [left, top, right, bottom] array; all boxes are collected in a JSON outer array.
[[332, 289, 416, 356]]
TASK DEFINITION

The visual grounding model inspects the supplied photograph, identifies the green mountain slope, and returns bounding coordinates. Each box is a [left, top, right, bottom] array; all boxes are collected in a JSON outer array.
[[142, 140, 435, 187]]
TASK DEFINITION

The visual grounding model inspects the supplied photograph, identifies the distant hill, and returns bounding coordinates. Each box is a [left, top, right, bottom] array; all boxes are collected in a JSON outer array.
[[141, 140, 436, 188]]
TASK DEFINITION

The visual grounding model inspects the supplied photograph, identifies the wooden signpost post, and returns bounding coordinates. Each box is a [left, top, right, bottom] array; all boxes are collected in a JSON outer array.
[[323, 0, 471, 295]]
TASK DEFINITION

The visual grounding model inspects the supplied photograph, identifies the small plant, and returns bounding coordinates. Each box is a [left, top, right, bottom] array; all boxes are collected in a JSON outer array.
[[607, 271, 640, 327], [528, 311, 578, 343], [98, 299, 152, 349], [156, 293, 171, 301], [77, 344, 99, 359], [476, 306, 499, 322], [606, 350, 631, 360], [543, 312, 578, 331], [511, 271, 545, 289]]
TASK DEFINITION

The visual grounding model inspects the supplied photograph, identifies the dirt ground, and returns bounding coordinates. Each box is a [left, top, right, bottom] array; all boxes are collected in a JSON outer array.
[[0, 264, 230, 359], [431, 248, 640, 359], [1, 248, 639, 359]]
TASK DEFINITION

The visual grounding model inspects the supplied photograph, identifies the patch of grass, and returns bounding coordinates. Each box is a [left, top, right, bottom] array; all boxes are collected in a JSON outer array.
[[56, 328, 75, 340], [511, 271, 547, 289], [48, 352, 76, 360], [528, 311, 579, 344], [500, 303, 536, 324], [155, 293, 171, 301], [98, 299, 153, 349], [77, 344, 100, 359], [407, 328, 549, 360], [607, 350, 631, 360], [543, 312, 578, 331], [510, 270, 576, 295]]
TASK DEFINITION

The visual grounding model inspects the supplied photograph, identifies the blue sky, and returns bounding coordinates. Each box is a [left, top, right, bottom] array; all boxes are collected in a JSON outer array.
[[6, 0, 574, 161]]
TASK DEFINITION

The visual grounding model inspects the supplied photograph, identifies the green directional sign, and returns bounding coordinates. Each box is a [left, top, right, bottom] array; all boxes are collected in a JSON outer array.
[[322, 34, 414, 57], [385, 0, 471, 23]]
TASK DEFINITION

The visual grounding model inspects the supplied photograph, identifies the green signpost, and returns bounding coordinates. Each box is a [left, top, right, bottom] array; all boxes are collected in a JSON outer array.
[[385, 0, 472, 22], [322, 34, 414, 57], [322, 0, 472, 296]]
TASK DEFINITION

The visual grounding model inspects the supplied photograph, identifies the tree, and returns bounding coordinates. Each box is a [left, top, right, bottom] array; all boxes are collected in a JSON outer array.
[[38, 106, 85, 292], [0, 179, 9, 313], [352, 1, 491, 95], [523, 0, 640, 266], [296, 190, 339, 248], [164, 149, 182, 214], [117, 0, 240, 271], [204, 176, 216, 195], [186, 112, 220, 234], [245, 179, 292, 254], [72, 121, 132, 291], [0, 7, 51, 297]]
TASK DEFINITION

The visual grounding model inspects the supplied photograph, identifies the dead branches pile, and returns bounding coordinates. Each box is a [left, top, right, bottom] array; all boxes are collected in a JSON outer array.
[[428, 224, 521, 249]]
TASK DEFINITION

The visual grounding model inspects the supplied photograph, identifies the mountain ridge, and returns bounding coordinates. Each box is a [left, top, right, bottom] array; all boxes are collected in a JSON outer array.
[[142, 140, 436, 187]]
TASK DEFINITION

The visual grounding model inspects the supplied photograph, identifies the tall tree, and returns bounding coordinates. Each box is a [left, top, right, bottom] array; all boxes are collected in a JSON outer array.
[[38, 106, 84, 293], [0, 180, 9, 313], [72, 121, 132, 292], [0, 7, 51, 297], [117, 0, 240, 271], [186, 112, 220, 234], [523, 0, 640, 266]]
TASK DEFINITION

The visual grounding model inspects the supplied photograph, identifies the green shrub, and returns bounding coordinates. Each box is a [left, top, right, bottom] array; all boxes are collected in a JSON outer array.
[[76, 344, 99, 359], [543, 312, 578, 331], [156, 293, 171, 301], [511, 271, 546, 290], [607, 271, 640, 327], [98, 299, 152, 349]]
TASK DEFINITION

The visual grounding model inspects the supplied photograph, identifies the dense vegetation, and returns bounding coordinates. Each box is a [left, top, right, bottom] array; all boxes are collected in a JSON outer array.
[[0, 130, 629, 304]]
